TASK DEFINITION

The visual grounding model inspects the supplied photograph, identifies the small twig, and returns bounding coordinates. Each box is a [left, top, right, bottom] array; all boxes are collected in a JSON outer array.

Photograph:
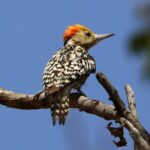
[[125, 84, 138, 120]]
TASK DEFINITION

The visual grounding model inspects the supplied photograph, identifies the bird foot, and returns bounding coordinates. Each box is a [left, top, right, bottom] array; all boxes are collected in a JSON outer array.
[[33, 91, 44, 101], [76, 89, 87, 97]]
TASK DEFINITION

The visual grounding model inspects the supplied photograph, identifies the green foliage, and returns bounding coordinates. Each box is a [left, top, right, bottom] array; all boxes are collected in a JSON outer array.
[[128, 2, 150, 80]]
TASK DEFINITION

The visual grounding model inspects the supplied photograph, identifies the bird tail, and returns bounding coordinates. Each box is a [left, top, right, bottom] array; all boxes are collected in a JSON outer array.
[[51, 96, 69, 125]]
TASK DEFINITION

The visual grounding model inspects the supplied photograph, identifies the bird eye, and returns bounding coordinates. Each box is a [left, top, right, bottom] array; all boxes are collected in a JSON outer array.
[[85, 32, 91, 37]]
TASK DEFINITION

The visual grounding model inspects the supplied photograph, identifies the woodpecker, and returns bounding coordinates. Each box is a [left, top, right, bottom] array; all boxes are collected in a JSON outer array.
[[43, 24, 114, 125]]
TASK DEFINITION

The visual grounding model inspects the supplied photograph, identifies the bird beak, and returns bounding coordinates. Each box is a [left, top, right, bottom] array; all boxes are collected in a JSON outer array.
[[95, 33, 114, 42]]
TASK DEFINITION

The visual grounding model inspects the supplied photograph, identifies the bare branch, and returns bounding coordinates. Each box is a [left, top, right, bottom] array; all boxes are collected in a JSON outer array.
[[0, 88, 117, 121], [119, 117, 150, 150], [125, 84, 139, 150], [0, 72, 150, 149], [125, 84, 138, 120], [96, 72, 150, 145], [96, 72, 126, 115]]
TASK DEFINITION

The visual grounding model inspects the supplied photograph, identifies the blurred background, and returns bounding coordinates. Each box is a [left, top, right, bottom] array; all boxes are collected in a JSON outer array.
[[0, 0, 150, 150], [128, 1, 150, 81]]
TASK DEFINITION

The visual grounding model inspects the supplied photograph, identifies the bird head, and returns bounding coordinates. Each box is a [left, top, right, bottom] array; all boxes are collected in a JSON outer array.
[[63, 24, 114, 50]]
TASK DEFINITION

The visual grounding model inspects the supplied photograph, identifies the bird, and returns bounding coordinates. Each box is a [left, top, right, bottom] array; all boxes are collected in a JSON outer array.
[[42, 24, 114, 125]]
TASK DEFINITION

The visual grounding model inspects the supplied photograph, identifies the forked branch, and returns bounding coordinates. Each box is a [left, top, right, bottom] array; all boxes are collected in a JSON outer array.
[[0, 72, 150, 150]]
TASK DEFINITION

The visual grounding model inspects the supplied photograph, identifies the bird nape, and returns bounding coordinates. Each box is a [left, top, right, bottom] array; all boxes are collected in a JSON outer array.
[[42, 24, 114, 125]]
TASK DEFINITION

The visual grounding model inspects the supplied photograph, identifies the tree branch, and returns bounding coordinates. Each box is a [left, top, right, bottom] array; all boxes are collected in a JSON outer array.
[[96, 72, 150, 146], [0, 88, 117, 121], [119, 117, 150, 150], [125, 84, 139, 150], [125, 84, 138, 120], [96, 72, 126, 114], [0, 72, 150, 149]]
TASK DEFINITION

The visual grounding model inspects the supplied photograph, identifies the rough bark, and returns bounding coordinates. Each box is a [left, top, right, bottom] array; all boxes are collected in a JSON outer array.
[[0, 72, 150, 150]]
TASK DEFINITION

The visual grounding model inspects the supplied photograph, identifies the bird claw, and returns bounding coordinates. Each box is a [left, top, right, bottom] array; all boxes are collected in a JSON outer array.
[[33, 91, 43, 101], [76, 89, 87, 97]]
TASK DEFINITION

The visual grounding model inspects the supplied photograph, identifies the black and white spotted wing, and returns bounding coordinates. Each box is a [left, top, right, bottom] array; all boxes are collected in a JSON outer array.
[[43, 44, 96, 91]]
